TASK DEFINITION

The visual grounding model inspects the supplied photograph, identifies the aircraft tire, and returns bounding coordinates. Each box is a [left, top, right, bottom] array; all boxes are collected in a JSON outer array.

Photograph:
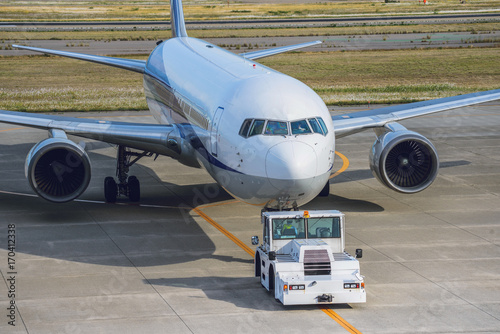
[[319, 181, 330, 197], [128, 176, 140, 202], [104, 177, 117, 203]]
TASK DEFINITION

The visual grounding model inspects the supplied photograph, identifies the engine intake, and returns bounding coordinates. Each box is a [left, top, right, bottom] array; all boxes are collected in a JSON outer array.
[[25, 138, 91, 203], [370, 127, 439, 193]]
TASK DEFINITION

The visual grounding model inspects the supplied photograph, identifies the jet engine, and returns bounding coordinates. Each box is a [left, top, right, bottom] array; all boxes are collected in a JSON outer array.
[[25, 138, 91, 203], [369, 125, 439, 194]]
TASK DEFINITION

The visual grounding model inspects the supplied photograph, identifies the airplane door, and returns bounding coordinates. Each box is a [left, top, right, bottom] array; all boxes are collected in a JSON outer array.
[[211, 107, 224, 156]]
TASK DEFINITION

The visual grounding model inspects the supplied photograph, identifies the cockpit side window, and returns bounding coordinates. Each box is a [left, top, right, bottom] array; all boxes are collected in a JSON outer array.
[[248, 119, 265, 137], [291, 120, 312, 135], [265, 121, 288, 135], [317, 117, 328, 135], [239, 119, 252, 137], [308, 118, 323, 134]]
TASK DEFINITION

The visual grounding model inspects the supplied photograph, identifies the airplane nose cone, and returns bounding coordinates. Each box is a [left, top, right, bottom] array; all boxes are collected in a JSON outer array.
[[265, 141, 317, 184]]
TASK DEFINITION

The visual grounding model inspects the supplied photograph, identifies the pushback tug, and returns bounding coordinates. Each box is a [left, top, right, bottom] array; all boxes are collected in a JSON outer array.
[[252, 210, 366, 305]]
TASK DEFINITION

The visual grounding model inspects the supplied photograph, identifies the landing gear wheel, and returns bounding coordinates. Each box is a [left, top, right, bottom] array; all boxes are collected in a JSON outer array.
[[319, 181, 330, 197], [128, 175, 140, 202], [104, 146, 153, 203], [104, 177, 117, 203]]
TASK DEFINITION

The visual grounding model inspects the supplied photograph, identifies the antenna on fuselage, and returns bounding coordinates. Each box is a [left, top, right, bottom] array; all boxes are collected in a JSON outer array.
[[170, 0, 188, 38]]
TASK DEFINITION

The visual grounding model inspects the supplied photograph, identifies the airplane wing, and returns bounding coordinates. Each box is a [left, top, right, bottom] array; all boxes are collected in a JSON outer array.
[[240, 40, 322, 60], [13, 45, 146, 73], [332, 89, 500, 138], [0, 109, 175, 155]]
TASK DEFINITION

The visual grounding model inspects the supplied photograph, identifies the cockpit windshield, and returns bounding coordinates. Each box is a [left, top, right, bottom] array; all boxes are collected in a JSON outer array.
[[291, 120, 312, 135], [265, 121, 288, 135], [239, 117, 328, 138]]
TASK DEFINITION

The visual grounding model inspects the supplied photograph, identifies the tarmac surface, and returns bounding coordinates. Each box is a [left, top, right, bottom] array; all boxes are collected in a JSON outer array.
[[0, 102, 499, 333]]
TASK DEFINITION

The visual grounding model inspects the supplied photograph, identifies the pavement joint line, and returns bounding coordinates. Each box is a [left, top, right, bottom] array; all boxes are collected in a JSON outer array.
[[80, 203, 196, 334], [0, 189, 188, 209], [346, 179, 500, 328]]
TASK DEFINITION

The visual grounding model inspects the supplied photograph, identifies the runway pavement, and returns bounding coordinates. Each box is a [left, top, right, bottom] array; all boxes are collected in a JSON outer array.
[[0, 103, 499, 333]]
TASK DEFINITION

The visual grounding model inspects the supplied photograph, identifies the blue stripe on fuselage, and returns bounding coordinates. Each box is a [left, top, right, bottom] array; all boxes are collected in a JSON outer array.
[[143, 70, 243, 176], [176, 123, 243, 175]]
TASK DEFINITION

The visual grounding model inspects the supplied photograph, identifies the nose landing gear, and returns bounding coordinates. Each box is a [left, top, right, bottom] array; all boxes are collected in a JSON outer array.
[[104, 145, 155, 203], [318, 180, 330, 197]]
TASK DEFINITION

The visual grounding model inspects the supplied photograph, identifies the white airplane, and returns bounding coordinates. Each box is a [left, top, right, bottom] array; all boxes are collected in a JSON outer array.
[[1, 0, 499, 210]]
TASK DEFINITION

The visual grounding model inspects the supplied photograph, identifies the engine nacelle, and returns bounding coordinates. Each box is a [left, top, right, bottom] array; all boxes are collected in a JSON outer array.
[[370, 127, 439, 194], [25, 138, 91, 203]]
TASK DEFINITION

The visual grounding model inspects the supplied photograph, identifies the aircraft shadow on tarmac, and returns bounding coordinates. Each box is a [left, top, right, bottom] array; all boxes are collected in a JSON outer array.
[[0, 142, 235, 266], [0, 142, 471, 273]]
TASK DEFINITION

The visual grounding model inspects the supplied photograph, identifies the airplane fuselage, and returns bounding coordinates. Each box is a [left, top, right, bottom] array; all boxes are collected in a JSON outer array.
[[143, 37, 335, 208]]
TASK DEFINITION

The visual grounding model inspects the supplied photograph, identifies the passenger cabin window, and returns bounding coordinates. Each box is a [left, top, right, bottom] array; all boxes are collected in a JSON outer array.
[[265, 121, 288, 135], [291, 120, 312, 135]]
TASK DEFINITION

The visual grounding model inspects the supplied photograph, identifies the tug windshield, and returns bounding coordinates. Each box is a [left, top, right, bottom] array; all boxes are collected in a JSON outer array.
[[273, 218, 305, 239], [272, 216, 341, 240], [307, 217, 341, 238]]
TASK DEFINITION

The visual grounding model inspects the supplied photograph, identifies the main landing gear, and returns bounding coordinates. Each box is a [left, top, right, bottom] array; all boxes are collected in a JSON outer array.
[[104, 145, 154, 203]]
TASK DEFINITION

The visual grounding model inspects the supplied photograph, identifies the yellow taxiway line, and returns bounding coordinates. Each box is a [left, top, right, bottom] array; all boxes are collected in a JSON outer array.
[[320, 306, 363, 334], [331, 151, 350, 179], [192, 207, 255, 257]]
